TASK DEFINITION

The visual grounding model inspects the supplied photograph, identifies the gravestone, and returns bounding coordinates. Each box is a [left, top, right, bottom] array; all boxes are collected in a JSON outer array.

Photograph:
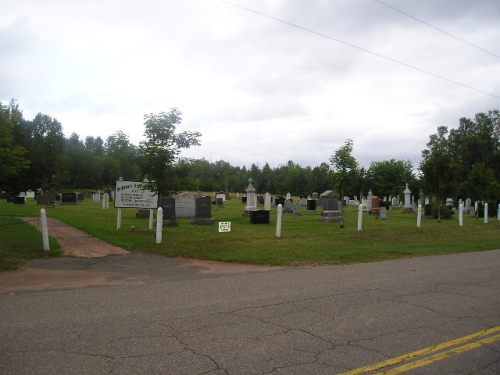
[[300, 197, 307, 206], [465, 198, 472, 213], [403, 183, 412, 212], [320, 191, 343, 223], [424, 204, 432, 217], [378, 206, 387, 220], [26, 190, 35, 199], [216, 197, 224, 208], [216, 192, 226, 201], [257, 195, 265, 205], [241, 196, 247, 204], [367, 190, 373, 211], [176, 195, 196, 218], [192, 197, 215, 225], [0, 192, 10, 200], [275, 196, 285, 206], [250, 210, 270, 224], [286, 192, 291, 200], [284, 199, 293, 213], [264, 192, 272, 211], [77, 192, 84, 202], [61, 192, 77, 205], [159, 197, 177, 226], [370, 196, 381, 216], [307, 199, 317, 211], [245, 178, 257, 213], [312, 192, 319, 200], [293, 201, 302, 216]]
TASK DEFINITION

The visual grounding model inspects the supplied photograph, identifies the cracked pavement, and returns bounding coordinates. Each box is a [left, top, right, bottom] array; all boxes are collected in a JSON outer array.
[[1, 250, 500, 374]]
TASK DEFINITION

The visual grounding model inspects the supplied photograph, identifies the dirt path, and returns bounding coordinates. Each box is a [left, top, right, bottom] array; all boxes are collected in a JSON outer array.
[[22, 216, 129, 257]]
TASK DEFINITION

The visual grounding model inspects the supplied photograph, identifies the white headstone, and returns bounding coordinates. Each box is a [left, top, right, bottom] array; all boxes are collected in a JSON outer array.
[[403, 183, 411, 209], [458, 203, 463, 227], [276, 204, 282, 239], [264, 192, 272, 211], [357, 204, 363, 231], [484, 203, 488, 224], [286, 192, 291, 200], [367, 190, 373, 211], [245, 178, 257, 212]]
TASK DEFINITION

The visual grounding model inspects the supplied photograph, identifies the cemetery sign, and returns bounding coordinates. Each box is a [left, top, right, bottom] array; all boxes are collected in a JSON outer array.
[[115, 180, 158, 209]]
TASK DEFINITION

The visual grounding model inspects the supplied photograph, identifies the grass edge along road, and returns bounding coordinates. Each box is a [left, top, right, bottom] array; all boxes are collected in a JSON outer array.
[[0, 216, 62, 270], [340, 326, 500, 375], [1, 198, 499, 266]]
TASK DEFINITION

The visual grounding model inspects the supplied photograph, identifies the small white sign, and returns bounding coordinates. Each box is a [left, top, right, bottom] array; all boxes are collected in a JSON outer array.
[[218, 221, 231, 233]]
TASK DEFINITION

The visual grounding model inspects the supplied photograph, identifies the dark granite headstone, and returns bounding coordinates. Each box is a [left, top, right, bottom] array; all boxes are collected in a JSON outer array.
[[241, 196, 247, 204], [159, 197, 177, 226], [424, 204, 432, 217], [61, 192, 77, 204], [196, 197, 212, 218], [250, 210, 270, 224], [257, 195, 264, 204], [192, 197, 214, 225], [307, 199, 317, 210], [0, 192, 10, 200], [274, 196, 285, 206]]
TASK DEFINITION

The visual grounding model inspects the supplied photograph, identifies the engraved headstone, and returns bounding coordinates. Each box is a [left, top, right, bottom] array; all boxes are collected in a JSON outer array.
[[192, 197, 215, 225], [159, 197, 177, 226], [175, 195, 196, 218]]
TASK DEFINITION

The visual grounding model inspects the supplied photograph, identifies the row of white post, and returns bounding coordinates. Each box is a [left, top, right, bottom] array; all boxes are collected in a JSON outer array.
[[38, 202, 500, 248]]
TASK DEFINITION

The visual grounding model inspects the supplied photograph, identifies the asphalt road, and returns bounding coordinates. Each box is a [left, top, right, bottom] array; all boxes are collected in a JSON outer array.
[[1, 250, 499, 374]]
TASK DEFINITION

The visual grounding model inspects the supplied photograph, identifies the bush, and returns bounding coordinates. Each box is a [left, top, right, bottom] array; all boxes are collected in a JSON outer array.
[[432, 204, 452, 219]]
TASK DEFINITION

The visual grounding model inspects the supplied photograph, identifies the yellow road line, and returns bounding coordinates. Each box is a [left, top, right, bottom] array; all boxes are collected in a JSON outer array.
[[377, 333, 500, 374], [339, 326, 500, 375]]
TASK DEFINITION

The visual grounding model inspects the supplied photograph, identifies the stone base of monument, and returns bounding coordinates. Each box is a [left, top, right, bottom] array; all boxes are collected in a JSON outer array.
[[319, 210, 343, 223], [250, 210, 270, 224], [191, 218, 215, 225], [403, 207, 414, 213]]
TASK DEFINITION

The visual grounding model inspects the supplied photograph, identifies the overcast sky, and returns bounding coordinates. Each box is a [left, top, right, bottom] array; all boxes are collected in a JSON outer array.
[[1, 0, 499, 169]]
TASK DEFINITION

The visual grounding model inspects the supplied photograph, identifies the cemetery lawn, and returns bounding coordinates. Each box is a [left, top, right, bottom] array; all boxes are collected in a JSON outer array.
[[0, 216, 62, 270], [1, 199, 499, 266]]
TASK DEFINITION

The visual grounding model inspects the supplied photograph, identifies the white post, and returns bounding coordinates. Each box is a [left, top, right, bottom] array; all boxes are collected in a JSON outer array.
[[417, 204, 422, 228], [102, 193, 106, 209], [149, 208, 154, 231], [497, 204, 500, 221], [276, 204, 282, 239], [458, 203, 463, 227], [116, 207, 122, 230], [40, 208, 50, 251], [156, 207, 163, 243], [484, 203, 488, 224], [357, 203, 363, 231]]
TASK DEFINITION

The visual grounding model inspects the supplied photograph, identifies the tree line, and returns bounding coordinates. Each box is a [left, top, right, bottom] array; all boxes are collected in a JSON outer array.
[[1, 100, 498, 202]]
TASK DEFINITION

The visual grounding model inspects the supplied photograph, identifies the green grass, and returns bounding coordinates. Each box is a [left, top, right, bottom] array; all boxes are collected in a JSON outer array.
[[1, 198, 499, 266], [0, 216, 62, 270]]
